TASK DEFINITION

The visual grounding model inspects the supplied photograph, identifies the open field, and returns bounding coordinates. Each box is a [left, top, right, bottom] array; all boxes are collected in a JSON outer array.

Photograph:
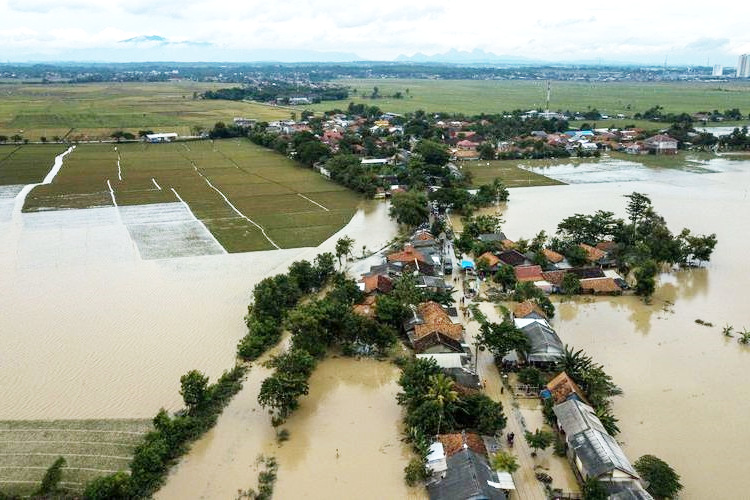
[[307, 79, 750, 117], [463, 159, 566, 187], [0, 419, 150, 496], [22, 139, 361, 252], [0, 81, 291, 141], [0, 144, 67, 185]]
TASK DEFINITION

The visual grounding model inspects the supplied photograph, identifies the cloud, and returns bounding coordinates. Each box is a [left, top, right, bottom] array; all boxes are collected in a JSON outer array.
[[685, 37, 729, 51]]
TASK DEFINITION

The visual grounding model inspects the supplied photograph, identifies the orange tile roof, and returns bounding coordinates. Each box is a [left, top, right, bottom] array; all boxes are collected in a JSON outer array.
[[515, 265, 544, 282], [580, 277, 621, 294], [501, 239, 516, 250], [595, 241, 617, 253], [546, 372, 589, 405], [387, 244, 428, 264], [438, 433, 487, 457], [413, 230, 435, 241], [513, 300, 547, 319], [477, 252, 500, 268], [579, 243, 606, 263], [352, 295, 377, 318], [413, 301, 464, 340], [543, 248, 565, 264], [361, 274, 393, 293]]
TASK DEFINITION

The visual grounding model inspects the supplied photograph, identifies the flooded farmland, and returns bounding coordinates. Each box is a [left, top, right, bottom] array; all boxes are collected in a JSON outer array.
[[499, 160, 750, 499]]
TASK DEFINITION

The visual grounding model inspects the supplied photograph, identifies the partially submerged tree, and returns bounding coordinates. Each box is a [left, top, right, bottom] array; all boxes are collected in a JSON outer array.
[[37, 456, 66, 496], [524, 429, 554, 456], [335, 235, 355, 266], [634, 454, 683, 499]]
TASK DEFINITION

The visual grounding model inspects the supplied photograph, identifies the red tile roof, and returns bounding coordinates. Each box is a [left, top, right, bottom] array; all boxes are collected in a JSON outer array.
[[361, 274, 393, 294], [413, 301, 464, 340], [438, 432, 487, 457], [546, 372, 589, 405], [542, 270, 566, 286], [515, 265, 544, 282], [477, 252, 501, 268], [387, 244, 428, 265]]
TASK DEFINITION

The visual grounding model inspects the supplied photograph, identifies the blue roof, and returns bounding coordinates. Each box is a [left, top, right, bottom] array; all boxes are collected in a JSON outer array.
[[461, 259, 475, 269]]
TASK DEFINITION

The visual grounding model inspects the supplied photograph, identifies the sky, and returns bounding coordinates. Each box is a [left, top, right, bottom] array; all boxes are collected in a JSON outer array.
[[2, 0, 750, 65]]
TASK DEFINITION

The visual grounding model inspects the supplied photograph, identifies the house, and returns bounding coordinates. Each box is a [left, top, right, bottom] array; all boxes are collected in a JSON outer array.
[[359, 274, 393, 294], [477, 232, 507, 244], [543, 248, 571, 269], [518, 321, 565, 365], [427, 433, 508, 500], [387, 244, 434, 275], [145, 132, 178, 143], [513, 300, 548, 321], [415, 275, 452, 292], [553, 399, 641, 484], [580, 277, 622, 295], [579, 243, 607, 265], [543, 372, 589, 405], [625, 142, 648, 155], [352, 295, 377, 319], [405, 302, 465, 354], [541, 270, 566, 290], [452, 150, 481, 161], [514, 265, 544, 282], [477, 252, 501, 272], [498, 250, 528, 267], [644, 134, 678, 154]]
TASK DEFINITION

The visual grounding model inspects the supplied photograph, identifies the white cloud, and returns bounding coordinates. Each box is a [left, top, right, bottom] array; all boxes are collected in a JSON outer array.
[[1, 0, 750, 63]]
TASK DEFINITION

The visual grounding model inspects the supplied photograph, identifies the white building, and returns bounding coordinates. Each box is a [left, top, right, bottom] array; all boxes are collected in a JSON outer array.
[[737, 54, 750, 78], [712, 64, 723, 77], [145, 133, 178, 143]]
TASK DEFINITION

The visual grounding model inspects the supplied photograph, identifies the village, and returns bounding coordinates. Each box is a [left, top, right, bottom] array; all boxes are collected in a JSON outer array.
[[348, 220, 655, 499]]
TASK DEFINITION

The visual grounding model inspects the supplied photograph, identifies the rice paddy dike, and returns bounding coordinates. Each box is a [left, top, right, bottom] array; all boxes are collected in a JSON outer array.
[[3, 139, 361, 252]]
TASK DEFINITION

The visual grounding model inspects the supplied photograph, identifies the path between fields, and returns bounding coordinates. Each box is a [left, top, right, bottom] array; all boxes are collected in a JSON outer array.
[[297, 193, 329, 211]]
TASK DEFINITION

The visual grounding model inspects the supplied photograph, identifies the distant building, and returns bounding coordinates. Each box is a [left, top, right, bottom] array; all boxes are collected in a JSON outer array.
[[737, 54, 750, 78], [712, 64, 723, 77], [145, 132, 178, 143]]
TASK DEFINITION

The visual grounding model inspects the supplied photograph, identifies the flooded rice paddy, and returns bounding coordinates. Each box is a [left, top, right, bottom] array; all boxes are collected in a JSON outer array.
[[3, 147, 750, 498]]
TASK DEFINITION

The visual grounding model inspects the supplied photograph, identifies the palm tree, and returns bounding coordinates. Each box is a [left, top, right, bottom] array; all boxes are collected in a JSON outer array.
[[594, 405, 620, 436], [427, 373, 459, 434], [335, 236, 355, 267], [555, 345, 593, 381], [491, 450, 520, 474]]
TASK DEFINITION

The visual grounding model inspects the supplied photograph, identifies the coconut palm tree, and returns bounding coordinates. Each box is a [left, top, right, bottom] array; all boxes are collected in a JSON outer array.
[[427, 373, 459, 434], [491, 450, 520, 474]]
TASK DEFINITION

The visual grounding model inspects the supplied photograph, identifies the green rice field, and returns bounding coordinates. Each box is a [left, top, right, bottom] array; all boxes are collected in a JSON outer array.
[[22, 139, 361, 252], [0, 419, 150, 497], [0, 144, 67, 185], [0, 81, 291, 141], [463, 159, 566, 187], [308, 78, 750, 120]]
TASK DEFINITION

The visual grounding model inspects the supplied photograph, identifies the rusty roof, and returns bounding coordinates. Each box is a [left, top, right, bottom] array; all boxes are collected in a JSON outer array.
[[361, 274, 393, 293], [542, 270, 566, 286], [413, 301, 464, 341], [387, 244, 428, 264], [580, 277, 621, 294], [477, 252, 500, 268], [546, 372, 589, 405], [579, 243, 606, 263], [543, 248, 565, 263], [513, 300, 548, 319], [514, 265, 544, 282], [438, 432, 487, 457]]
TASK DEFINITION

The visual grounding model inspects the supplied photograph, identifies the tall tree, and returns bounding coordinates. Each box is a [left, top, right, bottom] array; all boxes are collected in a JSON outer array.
[[180, 370, 209, 415], [477, 320, 530, 360], [634, 454, 683, 499], [389, 191, 429, 227], [335, 236, 355, 267]]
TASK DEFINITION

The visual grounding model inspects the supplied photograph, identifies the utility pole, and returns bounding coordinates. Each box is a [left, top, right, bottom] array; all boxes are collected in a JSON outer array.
[[546, 80, 551, 113]]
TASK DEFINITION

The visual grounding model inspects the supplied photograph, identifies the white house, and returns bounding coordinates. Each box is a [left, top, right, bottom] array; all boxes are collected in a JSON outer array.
[[145, 133, 178, 143]]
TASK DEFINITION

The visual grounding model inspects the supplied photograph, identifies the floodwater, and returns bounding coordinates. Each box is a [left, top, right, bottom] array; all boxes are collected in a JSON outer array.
[[156, 356, 423, 500], [498, 161, 750, 499], [0, 155, 396, 420]]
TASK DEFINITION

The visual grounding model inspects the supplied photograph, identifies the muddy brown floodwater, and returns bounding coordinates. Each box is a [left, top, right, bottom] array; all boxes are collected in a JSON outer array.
[[0, 198, 394, 419], [496, 160, 750, 499]]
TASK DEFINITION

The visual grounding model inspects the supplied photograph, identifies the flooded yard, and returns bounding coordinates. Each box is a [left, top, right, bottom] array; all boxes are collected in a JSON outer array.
[[499, 163, 750, 499]]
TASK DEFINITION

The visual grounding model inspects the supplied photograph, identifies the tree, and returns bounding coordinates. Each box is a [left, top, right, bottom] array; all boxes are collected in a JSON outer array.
[[634, 454, 683, 499], [389, 191, 429, 227], [478, 142, 496, 160], [414, 139, 450, 166], [426, 373, 459, 433], [456, 393, 507, 435], [37, 456, 66, 495], [524, 429, 554, 455], [491, 450, 519, 473], [180, 370, 209, 415], [594, 405, 620, 436], [625, 192, 652, 235], [493, 265, 517, 291], [477, 320, 530, 360], [582, 477, 608, 500], [83, 471, 132, 499], [335, 235, 355, 266], [561, 272, 581, 295], [518, 366, 544, 387], [634, 259, 659, 297]]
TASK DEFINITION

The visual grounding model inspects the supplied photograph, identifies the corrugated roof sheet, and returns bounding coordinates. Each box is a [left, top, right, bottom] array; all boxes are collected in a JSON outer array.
[[520, 322, 564, 362]]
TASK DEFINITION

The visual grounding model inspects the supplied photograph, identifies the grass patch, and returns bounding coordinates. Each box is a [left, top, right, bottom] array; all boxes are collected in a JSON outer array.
[[462, 159, 566, 188], [21, 139, 361, 252], [0, 419, 151, 497]]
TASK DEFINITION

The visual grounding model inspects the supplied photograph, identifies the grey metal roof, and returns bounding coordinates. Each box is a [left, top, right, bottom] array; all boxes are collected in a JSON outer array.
[[554, 401, 639, 480], [606, 481, 654, 500], [427, 449, 507, 500], [519, 322, 565, 362], [417, 275, 452, 289], [478, 233, 507, 243]]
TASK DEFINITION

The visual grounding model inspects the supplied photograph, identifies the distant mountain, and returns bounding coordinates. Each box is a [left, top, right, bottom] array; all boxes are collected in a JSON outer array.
[[119, 35, 169, 44], [396, 48, 542, 65]]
